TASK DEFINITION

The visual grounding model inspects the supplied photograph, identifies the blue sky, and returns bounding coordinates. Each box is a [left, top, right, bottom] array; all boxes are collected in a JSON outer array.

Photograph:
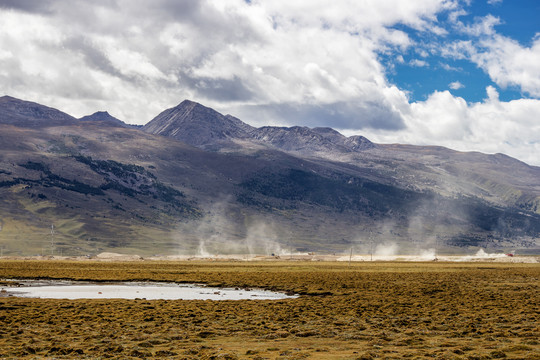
[[0, 0, 539, 165], [384, 0, 539, 103]]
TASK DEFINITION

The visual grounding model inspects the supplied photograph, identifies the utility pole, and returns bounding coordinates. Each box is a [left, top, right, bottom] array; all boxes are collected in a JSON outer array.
[[435, 236, 439, 260], [50, 224, 55, 256], [0, 219, 3, 257], [369, 230, 373, 262], [287, 237, 292, 260]]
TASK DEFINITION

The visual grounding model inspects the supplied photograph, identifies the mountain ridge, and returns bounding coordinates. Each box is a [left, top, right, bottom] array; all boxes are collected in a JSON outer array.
[[1, 95, 539, 256], [142, 100, 255, 149], [142, 99, 378, 156], [0, 95, 79, 128], [141, 99, 540, 214]]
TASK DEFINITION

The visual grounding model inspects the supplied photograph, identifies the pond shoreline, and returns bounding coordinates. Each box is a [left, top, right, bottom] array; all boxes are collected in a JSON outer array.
[[0, 279, 298, 300]]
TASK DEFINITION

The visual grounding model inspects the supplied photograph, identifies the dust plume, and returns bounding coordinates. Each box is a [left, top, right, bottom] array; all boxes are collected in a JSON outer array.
[[173, 199, 289, 256]]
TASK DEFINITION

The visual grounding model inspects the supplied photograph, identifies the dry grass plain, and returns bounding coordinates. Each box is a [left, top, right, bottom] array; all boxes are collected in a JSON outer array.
[[0, 260, 539, 359]]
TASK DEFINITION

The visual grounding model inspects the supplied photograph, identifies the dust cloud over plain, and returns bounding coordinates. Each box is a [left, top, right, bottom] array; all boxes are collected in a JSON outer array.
[[172, 201, 287, 257]]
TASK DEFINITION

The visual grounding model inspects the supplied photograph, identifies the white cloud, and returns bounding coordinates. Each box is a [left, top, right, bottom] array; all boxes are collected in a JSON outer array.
[[485, 85, 499, 101], [472, 35, 540, 97], [410, 59, 429, 67], [0, 0, 539, 166], [354, 87, 540, 166], [440, 39, 476, 60], [448, 8, 467, 23], [449, 81, 464, 90], [418, 49, 430, 57], [458, 14, 501, 36], [0, 0, 454, 126], [439, 62, 462, 71], [442, 14, 540, 98], [487, 0, 503, 5]]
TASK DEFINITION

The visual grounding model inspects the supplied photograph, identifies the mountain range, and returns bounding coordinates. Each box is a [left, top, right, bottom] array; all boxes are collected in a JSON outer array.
[[0, 95, 539, 256]]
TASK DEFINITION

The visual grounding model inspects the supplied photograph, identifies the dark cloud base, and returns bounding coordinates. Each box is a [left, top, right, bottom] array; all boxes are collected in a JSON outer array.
[[237, 102, 405, 131]]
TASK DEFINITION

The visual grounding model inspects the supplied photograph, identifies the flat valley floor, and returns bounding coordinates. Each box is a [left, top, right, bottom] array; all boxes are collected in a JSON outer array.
[[0, 260, 539, 359]]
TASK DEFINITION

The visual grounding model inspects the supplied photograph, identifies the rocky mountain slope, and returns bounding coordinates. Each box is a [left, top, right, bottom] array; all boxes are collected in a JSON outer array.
[[0, 96, 78, 128], [143, 100, 254, 149], [143, 100, 376, 156], [144, 100, 540, 216], [1, 96, 539, 256], [79, 111, 134, 128]]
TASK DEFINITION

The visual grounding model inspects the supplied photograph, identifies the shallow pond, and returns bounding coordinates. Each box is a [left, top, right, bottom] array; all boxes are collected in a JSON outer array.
[[1, 280, 297, 300]]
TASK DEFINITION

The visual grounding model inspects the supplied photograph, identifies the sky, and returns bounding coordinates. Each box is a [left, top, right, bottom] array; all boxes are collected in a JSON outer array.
[[0, 0, 539, 165]]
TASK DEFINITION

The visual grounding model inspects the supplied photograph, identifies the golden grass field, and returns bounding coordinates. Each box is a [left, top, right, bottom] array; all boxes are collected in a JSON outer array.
[[0, 260, 539, 359]]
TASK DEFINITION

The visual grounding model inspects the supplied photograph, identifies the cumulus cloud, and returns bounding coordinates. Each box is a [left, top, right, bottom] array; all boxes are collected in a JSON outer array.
[[443, 14, 540, 98], [0, 0, 539, 165], [0, 0, 453, 124], [449, 81, 464, 90], [472, 35, 540, 98], [355, 87, 540, 166], [458, 14, 501, 36], [409, 59, 429, 67], [0, 0, 55, 14], [230, 99, 406, 130], [439, 62, 461, 71]]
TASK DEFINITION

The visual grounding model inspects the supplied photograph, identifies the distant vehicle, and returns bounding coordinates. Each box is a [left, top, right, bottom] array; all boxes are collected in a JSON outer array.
[[505, 253, 514, 257]]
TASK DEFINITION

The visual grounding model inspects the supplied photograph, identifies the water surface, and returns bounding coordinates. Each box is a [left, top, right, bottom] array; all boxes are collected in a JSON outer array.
[[1, 280, 297, 300]]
